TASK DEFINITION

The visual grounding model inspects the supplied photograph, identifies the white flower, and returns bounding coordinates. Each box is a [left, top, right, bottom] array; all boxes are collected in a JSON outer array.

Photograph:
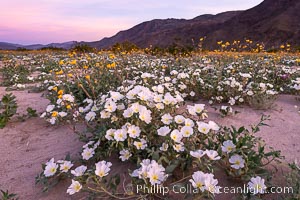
[[67, 180, 82, 195], [139, 107, 152, 124], [59, 112, 67, 117], [208, 121, 219, 131], [153, 94, 163, 102], [110, 91, 124, 101], [46, 104, 55, 112], [81, 148, 95, 160], [190, 150, 206, 159], [71, 165, 87, 177], [132, 160, 167, 186], [131, 103, 141, 113], [174, 115, 185, 124], [85, 111, 96, 121], [95, 160, 112, 177], [60, 161, 73, 173], [127, 125, 141, 138], [187, 105, 196, 115], [221, 140, 236, 153], [184, 118, 195, 127], [189, 171, 207, 192], [44, 159, 58, 177], [204, 173, 220, 194], [49, 117, 56, 124], [248, 176, 267, 194], [155, 103, 164, 110], [197, 122, 211, 134], [173, 143, 185, 152], [259, 83, 266, 90], [134, 139, 147, 150], [229, 97, 236, 105], [190, 91, 195, 96], [229, 154, 245, 169], [105, 129, 115, 140], [62, 94, 75, 103], [170, 70, 178, 75], [123, 108, 134, 118], [114, 129, 127, 142], [161, 113, 173, 125], [148, 165, 167, 185], [40, 112, 46, 118], [170, 129, 183, 143], [205, 150, 221, 160], [119, 149, 132, 161], [157, 126, 171, 136], [104, 101, 117, 112], [266, 90, 277, 95], [163, 93, 175, 105], [194, 104, 205, 113], [181, 126, 194, 137]]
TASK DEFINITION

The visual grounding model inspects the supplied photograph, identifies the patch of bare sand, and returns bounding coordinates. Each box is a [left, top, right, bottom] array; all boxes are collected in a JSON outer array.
[[0, 88, 83, 200], [0, 88, 299, 200]]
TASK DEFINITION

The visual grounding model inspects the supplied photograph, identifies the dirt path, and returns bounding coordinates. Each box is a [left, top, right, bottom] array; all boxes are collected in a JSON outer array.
[[0, 88, 299, 199]]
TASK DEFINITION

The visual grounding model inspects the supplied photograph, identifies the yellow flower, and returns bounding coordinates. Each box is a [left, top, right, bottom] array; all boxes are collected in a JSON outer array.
[[280, 45, 285, 49], [55, 70, 63, 75], [162, 65, 167, 69], [109, 54, 115, 59], [66, 105, 71, 109], [52, 86, 58, 92], [57, 90, 64, 95], [107, 62, 116, 69], [83, 65, 88, 69], [58, 95, 62, 99], [67, 73, 73, 77], [52, 111, 58, 117], [85, 75, 90, 81], [59, 60, 64, 65], [70, 60, 77, 65]]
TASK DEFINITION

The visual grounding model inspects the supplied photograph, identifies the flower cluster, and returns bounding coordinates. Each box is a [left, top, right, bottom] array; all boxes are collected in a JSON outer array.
[[131, 159, 168, 186]]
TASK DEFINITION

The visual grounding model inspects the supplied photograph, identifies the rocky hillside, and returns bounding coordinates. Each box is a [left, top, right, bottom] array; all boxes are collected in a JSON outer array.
[[88, 0, 300, 49]]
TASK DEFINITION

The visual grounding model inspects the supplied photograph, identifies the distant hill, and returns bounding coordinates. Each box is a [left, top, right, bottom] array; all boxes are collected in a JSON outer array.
[[0, 42, 23, 50], [0, 41, 77, 50], [86, 0, 300, 49]]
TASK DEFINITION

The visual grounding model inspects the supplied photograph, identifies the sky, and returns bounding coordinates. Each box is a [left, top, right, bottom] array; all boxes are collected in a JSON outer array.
[[0, 0, 264, 45]]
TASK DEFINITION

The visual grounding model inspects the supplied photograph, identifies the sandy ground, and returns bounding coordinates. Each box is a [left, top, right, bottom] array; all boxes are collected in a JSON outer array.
[[0, 87, 299, 200]]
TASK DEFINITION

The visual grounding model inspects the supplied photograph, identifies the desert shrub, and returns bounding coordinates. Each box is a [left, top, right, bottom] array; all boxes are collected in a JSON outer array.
[[0, 93, 18, 128], [0, 190, 19, 200]]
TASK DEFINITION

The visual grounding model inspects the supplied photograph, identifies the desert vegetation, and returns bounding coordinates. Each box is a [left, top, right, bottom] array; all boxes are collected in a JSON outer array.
[[0, 47, 299, 199]]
